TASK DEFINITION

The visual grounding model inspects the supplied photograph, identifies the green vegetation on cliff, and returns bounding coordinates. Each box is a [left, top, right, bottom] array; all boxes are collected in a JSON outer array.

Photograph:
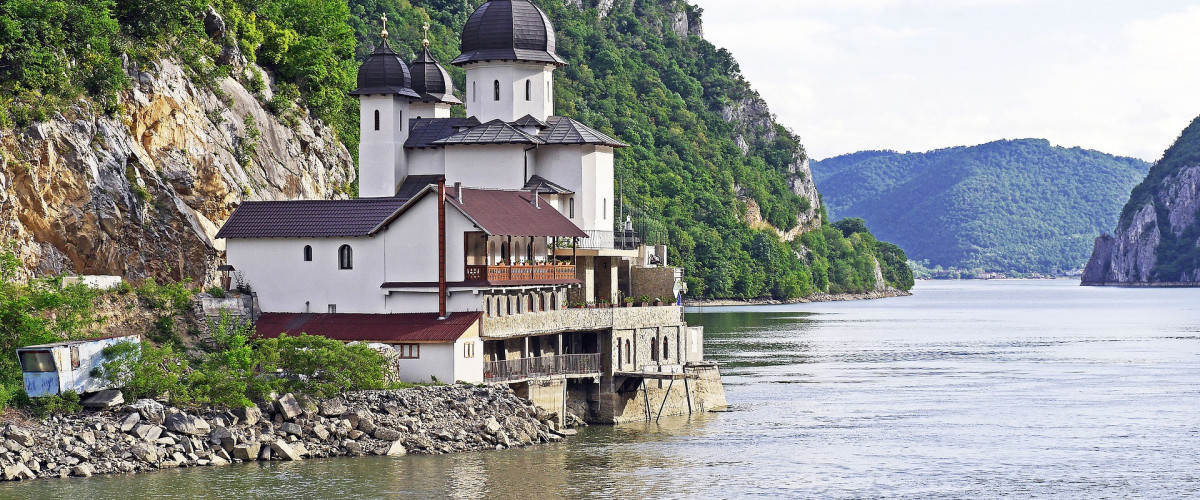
[[813, 139, 1150, 275], [0, 0, 910, 299]]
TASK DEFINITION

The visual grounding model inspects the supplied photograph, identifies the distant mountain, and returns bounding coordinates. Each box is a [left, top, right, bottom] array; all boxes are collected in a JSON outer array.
[[812, 139, 1151, 274], [1083, 116, 1200, 284]]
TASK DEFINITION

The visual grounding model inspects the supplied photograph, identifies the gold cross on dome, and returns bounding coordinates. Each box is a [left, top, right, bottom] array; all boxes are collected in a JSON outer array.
[[381, 13, 389, 39], [422, 23, 431, 47]]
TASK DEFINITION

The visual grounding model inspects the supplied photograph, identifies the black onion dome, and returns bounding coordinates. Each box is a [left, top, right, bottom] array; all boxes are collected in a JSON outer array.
[[410, 47, 461, 104], [349, 40, 421, 98], [452, 0, 566, 66]]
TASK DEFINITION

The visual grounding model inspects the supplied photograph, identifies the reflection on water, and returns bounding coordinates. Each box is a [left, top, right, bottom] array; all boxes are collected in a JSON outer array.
[[5, 280, 1200, 498]]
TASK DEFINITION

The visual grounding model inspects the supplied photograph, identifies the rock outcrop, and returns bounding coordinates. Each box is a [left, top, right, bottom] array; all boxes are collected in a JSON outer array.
[[0, 385, 575, 483], [1083, 116, 1200, 285], [0, 58, 354, 284]]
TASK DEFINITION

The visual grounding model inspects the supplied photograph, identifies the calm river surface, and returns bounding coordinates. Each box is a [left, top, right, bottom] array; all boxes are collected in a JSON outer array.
[[4, 279, 1199, 499]]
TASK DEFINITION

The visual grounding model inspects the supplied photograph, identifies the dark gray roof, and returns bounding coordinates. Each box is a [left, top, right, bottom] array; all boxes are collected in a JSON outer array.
[[410, 47, 461, 104], [431, 119, 545, 146], [510, 114, 549, 129], [216, 198, 410, 239], [405, 118, 481, 148], [538, 116, 627, 147], [523, 175, 573, 194], [217, 176, 446, 239], [452, 0, 566, 66], [350, 40, 421, 98]]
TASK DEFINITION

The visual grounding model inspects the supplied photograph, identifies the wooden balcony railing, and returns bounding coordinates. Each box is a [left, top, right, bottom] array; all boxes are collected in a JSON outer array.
[[466, 264, 576, 283], [483, 353, 601, 383]]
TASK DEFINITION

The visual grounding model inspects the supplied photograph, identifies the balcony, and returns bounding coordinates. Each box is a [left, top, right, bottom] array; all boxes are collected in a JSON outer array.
[[465, 264, 577, 284], [483, 353, 601, 383], [577, 229, 641, 250]]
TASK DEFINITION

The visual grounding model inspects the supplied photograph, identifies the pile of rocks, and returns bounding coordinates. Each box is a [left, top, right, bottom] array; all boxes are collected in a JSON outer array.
[[0, 385, 573, 482]]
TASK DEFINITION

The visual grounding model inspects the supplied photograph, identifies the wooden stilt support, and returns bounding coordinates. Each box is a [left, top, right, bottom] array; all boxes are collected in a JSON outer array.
[[683, 377, 693, 414], [655, 378, 674, 422], [641, 379, 651, 422]]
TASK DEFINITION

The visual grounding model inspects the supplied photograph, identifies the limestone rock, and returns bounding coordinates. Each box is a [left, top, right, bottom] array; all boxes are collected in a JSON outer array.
[[71, 464, 94, 478], [386, 440, 407, 457], [269, 439, 301, 461], [233, 406, 262, 426], [232, 443, 260, 461], [164, 413, 211, 436], [372, 428, 402, 441], [275, 394, 302, 420], [119, 412, 141, 433], [81, 390, 124, 408]]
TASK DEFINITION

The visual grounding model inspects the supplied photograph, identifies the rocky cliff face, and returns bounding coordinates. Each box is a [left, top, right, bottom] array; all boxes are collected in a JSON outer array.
[[1083, 117, 1200, 285], [0, 60, 354, 283]]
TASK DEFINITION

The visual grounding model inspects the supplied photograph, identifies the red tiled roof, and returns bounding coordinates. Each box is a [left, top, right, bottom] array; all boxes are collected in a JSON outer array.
[[448, 187, 587, 238], [254, 311, 481, 343]]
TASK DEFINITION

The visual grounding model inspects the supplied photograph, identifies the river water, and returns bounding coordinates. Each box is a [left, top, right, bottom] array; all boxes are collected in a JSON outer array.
[[5, 279, 1199, 498]]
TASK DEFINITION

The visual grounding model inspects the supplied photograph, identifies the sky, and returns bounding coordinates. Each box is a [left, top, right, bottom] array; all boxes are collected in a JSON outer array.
[[696, 0, 1200, 161]]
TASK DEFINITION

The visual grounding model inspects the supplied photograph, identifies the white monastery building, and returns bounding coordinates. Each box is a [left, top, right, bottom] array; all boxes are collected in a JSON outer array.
[[216, 0, 721, 422]]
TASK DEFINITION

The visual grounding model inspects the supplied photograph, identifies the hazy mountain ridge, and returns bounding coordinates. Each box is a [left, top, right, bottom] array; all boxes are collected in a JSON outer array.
[[813, 139, 1150, 274]]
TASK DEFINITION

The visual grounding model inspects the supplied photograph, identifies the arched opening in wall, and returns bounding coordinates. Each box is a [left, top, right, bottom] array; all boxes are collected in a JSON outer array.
[[500, 242, 509, 263], [546, 81, 550, 102], [373, 110, 380, 131], [651, 336, 658, 361], [525, 80, 531, 101], [303, 245, 312, 262], [493, 80, 500, 101], [663, 336, 669, 362], [485, 297, 493, 317], [398, 110, 403, 130], [550, 293, 558, 310], [338, 245, 353, 270], [569, 198, 575, 218], [617, 343, 622, 371], [513, 241, 523, 263], [472, 81, 476, 102], [625, 339, 631, 364], [523, 295, 531, 314]]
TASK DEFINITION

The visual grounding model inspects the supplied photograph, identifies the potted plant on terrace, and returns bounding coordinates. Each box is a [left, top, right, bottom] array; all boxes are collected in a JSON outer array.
[[624, 297, 635, 307], [637, 294, 651, 307]]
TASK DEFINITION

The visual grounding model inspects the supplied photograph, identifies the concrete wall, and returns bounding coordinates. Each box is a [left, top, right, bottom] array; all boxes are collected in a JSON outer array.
[[444, 145, 528, 190], [481, 305, 684, 339], [227, 236, 386, 313], [464, 62, 554, 122], [535, 145, 614, 232], [62, 275, 123, 290], [596, 365, 727, 424]]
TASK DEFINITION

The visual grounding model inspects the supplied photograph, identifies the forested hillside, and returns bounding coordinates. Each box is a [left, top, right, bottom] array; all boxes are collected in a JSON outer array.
[[1083, 116, 1200, 284], [813, 139, 1150, 275], [0, 0, 911, 298]]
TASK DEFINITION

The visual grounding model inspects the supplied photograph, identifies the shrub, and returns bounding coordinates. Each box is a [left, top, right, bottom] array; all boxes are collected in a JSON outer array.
[[206, 286, 226, 298]]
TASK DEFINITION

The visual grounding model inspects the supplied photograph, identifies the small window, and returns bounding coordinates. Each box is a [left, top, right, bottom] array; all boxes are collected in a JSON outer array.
[[651, 337, 658, 361], [71, 346, 80, 369], [397, 343, 420, 359], [625, 339, 631, 364], [525, 80, 531, 101], [493, 80, 500, 101], [569, 197, 575, 218], [399, 110, 403, 131], [472, 81, 476, 102], [546, 81, 550, 102], [374, 109, 380, 131], [603, 198, 607, 219], [328, 304, 336, 313], [338, 245, 353, 270], [464, 342, 475, 358], [19, 351, 55, 372], [303, 245, 313, 262], [617, 343, 622, 371], [663, 337, 669, 361]]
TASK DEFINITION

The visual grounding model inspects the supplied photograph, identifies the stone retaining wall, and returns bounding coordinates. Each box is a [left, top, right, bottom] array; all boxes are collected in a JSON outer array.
[[0, 385, 575, 483], [482, 306, 684, 339]]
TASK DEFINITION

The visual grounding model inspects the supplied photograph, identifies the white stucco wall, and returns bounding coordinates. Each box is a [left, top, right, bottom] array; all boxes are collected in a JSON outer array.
[[464, 62, 555, 122], [383, 289, 482, 314], [444, 145, 528, 190], [409, 102, 451, 119], [394, 343, 455, 384], [226, 236, 386, 313], [535, 145, 614, 231], [407, 148, 446, 177], [358, 95, 411, 197], [382, 194, 479, 284]]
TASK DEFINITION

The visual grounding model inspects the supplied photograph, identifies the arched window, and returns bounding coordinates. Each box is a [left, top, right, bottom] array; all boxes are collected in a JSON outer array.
[[663, 336, 669, 362], [525, 80, 531, 101], [569, 197, 575, 218], [493, 80, 500, 101], [472, 81, 476, 102], [651, 336, 658, 361], [625, 339, 631, 364], [303, 245, 312, 262], [617, 343, 622, 370], [398, 110, 403, 131], [373, 110, 380, 131], [501, 242, 509, 262], [338, 245, 353, 270], [546, 81, 550, 102]]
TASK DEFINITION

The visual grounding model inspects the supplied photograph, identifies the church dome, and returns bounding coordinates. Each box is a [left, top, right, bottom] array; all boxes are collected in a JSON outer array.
[[452, 0, 566, 66], [410, 47, 462, 104], [349, 39, 421, 98]]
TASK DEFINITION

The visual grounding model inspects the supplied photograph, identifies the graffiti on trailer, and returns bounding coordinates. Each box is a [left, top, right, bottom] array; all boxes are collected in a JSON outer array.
[[24, 372, 59, 397]]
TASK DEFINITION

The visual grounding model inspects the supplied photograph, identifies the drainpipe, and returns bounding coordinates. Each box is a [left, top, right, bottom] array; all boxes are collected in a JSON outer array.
[[438, 177, 447, 320]]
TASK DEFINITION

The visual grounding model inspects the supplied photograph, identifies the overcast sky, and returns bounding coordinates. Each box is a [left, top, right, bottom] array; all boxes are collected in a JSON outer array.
[[697, 0, 1200, 161]]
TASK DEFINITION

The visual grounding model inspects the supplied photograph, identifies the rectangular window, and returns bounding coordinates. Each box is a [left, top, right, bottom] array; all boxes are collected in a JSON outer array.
[[374, 109, 380, 131], [569, 198, 575, 218], [603, 198, 607, 219], [328, 304, 336, 313], [397, 344, 420, 359], [463, 342, 475, 358], [19, 351, 55, 372]]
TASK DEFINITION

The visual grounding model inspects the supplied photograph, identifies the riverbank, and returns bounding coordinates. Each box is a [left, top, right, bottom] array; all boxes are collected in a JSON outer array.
[[685, 288, 911, 307], [0, 385, 575, 483]]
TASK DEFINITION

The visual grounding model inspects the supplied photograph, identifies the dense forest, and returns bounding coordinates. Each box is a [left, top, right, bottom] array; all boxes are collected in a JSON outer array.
[[0, 0, 911, 298], [813, 139, 1150, 275]]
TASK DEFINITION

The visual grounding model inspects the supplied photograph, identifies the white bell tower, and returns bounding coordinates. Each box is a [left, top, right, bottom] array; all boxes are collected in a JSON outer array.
[[351, 14, 421, 198]]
